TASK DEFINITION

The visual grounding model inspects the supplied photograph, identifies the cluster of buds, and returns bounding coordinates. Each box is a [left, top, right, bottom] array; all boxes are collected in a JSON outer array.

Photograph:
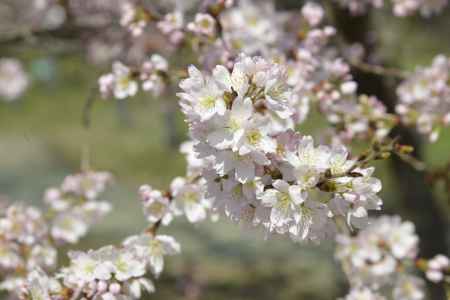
[[396, 55, 450, 142], [0, 58, 29, 102], [175, 55, 384, 243], [336, 216, 426, 300], [335, 0, 448, 17], [44, 170, 113, 244], [420, 254, 450, 283], [98, 54, 169, 99], [0, 204, 56, 294]]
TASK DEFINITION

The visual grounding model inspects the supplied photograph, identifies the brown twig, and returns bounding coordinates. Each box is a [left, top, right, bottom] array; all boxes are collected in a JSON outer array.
[[350, 60, 410, 79], [82, 86, 98, 129]]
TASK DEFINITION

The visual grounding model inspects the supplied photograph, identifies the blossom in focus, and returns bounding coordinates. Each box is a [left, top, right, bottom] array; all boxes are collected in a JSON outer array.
[[177, 55, 384, 243], [56, 245, 154, 300], [123, 234, 181, 276], [170, 177, 211, 223], [139, 185, 173, 225]]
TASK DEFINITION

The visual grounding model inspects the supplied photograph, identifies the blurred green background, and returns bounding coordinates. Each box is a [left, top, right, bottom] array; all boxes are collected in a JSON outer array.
[[1, 3, 450, 300]]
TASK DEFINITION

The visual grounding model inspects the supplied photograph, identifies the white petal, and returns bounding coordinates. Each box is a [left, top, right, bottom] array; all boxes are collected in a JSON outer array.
[[157, 235, 181, 255], [213, 65, 232, 92], [207, 129, 233, 149], [272, 180, 289, 192], [235, 159, 255, 183], [288, 185, 305, 205], [185, 203, 206, 223], [231, 97, 253, 120], [260, 189, 278, 207], [150, 254, 164, 276]]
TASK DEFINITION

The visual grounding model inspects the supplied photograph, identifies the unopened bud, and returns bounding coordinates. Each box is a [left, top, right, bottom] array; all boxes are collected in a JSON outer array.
[[97, 281, 108, 293], [396, 144, 414, 154], [109, 283, 121, 294], [375, 152, 391, 160]]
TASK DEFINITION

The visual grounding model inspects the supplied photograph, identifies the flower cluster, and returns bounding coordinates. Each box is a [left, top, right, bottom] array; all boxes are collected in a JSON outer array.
[[396, 55, 450, 142], [277, 24, 395, 143], [336, 216, 425, 300], [0, 204, 56, 295], [157, 11, 185, 45], [120, 0, 234, 46], [22, 232, 180, 300], [20, 187, 181, 300], [293, 52, 396, 141], [0, 170, 112, 297], [219, 0, 284, 56], [44, 170, 113, 244], [139, 176, 213, 225], [425, 254, 449, 283], [176, 55, 384, 243], [335, 0, 448, 17], [59, 234, 178, 298], [120, 2, 150, 37], [99, 55, 169, 99], [0, 58, 29, 102], [187, 13, 217, 38]]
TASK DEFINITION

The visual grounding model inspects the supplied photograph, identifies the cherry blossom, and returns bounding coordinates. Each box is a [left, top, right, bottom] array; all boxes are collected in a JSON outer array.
[[0, 58, 29, 102]]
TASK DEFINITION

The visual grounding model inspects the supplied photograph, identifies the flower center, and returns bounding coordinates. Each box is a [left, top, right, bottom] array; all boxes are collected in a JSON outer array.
[[200, 96, 216, 109], [246, 129, 261, 145], [182, 191, 198, 204], [277, 192, 291, 209]]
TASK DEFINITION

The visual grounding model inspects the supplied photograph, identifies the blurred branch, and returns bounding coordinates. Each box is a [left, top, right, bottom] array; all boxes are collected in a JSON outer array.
[[82, 85, 98, 129], [0, 23, 109, 46], [426, 161, 450, 206], [350, 60, 409, 79]]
